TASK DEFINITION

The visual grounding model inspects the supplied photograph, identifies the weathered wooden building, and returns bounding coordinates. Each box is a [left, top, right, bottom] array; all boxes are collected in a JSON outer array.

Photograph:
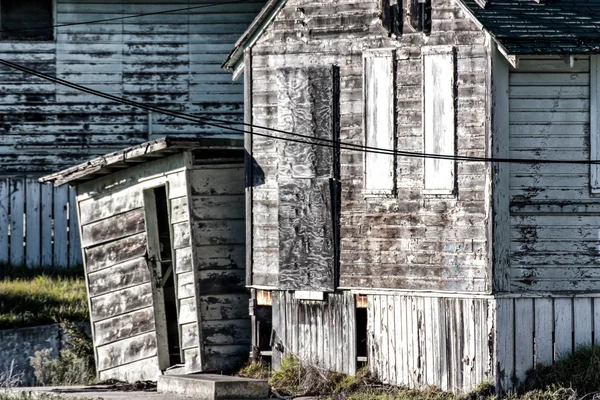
[[224, 0, 600, 392], [0, 0, 264, 268], [40, 137, 248, 382]]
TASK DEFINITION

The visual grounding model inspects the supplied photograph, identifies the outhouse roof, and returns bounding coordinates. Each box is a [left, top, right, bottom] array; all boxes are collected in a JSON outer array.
[[458, 0, 600, 55], [40, 136, 244, 187]]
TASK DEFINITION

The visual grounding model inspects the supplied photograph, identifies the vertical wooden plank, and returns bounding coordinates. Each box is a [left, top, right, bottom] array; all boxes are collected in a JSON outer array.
[[244, 48, 253, 287], [0, 178, 9, 264], [574, 298, 592, 350], [25, 178, 41, 268], [407, 296, 417, 386], [424, 297, 434, 386], [534, 298, 554, 367], [432, 298, 442, 387], [53, 185, 69, 268], [328, 293, 335, 371], [347, 292, 357, 376], [514, 298, 534, 385], [271, 292, 281, 371], [438, 298, 448, 391], [40, 184, 53, 267], [394, 296, 403, 386], [9, 178, 25, 266], [68, 188, 82, 267], [554, 298, 573, 361], [462, 299, 473, 391], [388, 296, 396, 385], [380, 296, 389, 384], [594, 298, 600, 346], [371, 296, 380, 379], [496, 299, 515, 392]]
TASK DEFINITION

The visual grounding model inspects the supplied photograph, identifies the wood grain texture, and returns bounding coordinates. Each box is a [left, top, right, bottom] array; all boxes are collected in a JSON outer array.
[[85, 232, 147, 273], [278, 178, 334, 291], [88, 257, 150, 298], [81, 208, 145, 248], [271, 291, 356, 375], [93, 306, 156, 347], [90, 282, 153, 322]]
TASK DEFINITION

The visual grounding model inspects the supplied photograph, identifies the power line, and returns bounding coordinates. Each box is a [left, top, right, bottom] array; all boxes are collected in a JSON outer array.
[[0, 0, 258, 35], [0, 57, 598, 165]]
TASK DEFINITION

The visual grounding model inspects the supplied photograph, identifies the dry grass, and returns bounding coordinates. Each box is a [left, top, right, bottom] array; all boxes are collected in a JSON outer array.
[[0, 269, 88, 329]]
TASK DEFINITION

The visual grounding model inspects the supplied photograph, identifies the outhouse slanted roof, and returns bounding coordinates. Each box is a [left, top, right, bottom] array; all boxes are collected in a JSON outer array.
[[459, 0, 600, 55], [40, 136, 244, 187]]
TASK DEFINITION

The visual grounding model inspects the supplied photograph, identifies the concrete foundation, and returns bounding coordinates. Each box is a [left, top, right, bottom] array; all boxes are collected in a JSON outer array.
[[157, 374, 269, 400]]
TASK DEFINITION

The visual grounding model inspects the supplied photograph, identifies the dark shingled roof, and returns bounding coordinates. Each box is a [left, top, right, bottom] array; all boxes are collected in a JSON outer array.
[[459, 0, 600, 54]]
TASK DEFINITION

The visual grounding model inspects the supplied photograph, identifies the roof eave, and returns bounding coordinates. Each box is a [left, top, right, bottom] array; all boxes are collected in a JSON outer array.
[[222, 0, 288, 79], [40, 136, 244, 187]]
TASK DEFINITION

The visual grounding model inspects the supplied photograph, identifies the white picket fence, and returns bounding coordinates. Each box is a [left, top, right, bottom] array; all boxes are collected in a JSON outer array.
[[0, 176, 82, 268]]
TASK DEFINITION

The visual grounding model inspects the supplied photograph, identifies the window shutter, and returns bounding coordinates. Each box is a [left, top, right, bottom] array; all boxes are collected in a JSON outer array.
[[423, 46, 456, 194], [364, 49, 396, 195], [591, 55, 600, 192]]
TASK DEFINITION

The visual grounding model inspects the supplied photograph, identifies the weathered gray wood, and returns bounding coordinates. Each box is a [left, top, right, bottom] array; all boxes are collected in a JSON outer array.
[[202, 344, 249, 372], [423, 46, 455, 194], [514, 298, 534, 384], [199, 294, 249, 321], [189, 220, 245, 246], [278, 178, 334, 291], [79, 188, 143, 226], [40, 184, 53, 267], [10, 179, 25, 266], [98, 357, 161, 382], [189, 167, 244, 196], [88, 257, 150, 298], [244, 48, 253, 287], [181, 322, 200, 350], [81, 208, 145, 248], [198, 269, 245, 295], [0, 179, 8, 264], [53, 185, 69, 267], [184, 348, 201, 373], [93, 306, 156, 347], [25, 178, 41, 267], [202, 319, 251, 346], [85, 232, 146, 273], [90, 282, 153, 322], [364, 50, 395, 193], [534, 298, 553, 367], [175, 247, 193, 273], [96, 331, 158, 372]]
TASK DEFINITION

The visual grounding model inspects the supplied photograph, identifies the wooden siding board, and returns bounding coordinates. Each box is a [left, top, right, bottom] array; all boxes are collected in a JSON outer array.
[[93, 306, 156, 347]]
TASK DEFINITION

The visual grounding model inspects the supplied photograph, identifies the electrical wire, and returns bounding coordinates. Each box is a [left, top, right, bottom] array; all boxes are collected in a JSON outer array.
[[0, 57, 597, 165], [0, 0, 259, 35]]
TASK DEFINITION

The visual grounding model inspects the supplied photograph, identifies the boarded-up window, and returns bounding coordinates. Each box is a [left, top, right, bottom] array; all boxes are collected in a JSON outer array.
[[591, 55, 600, 192], [423, 46, 455, 194], [0, 0, 53, 40], [364, 50, 395, 194], [276, 67, 339, 292]]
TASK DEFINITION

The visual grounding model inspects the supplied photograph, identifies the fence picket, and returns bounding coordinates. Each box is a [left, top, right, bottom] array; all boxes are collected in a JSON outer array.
[[25, 178, 41, 267], [40, 184, 53, 267], [9, 178, 25, 266], [53, 185, 69, 268], [0, 178, 8, 264]]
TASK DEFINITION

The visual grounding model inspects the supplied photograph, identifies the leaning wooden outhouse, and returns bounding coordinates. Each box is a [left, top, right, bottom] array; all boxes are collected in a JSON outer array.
[[40, 137, 248, 382]]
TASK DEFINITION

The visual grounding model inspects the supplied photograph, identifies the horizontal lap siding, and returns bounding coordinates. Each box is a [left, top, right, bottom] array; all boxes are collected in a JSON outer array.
[[508, 56, 600, 292], [3, 0, 264, 173], [78, 154, 187, 381], [250, 0, 490, 292], [367, 294, 494, 393], [189, 164, 249, 372]]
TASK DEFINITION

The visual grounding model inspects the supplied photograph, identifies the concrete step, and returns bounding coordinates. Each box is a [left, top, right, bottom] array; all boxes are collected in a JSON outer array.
[[157, 373, 269, 400]]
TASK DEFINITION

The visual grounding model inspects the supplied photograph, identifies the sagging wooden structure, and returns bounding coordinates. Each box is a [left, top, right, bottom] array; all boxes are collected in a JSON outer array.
[[40, 137, 248, 381], [224, 0, 600, 393]]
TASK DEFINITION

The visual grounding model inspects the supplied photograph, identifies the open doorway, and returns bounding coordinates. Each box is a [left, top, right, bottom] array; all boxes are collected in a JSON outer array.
[[144, 186, 181, 368]]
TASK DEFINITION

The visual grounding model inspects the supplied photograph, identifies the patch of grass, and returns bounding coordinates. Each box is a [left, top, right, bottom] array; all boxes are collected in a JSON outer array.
[[237, 360, 271, 380], [0, 272, 88, 329], [521, 345, 600, 395]]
